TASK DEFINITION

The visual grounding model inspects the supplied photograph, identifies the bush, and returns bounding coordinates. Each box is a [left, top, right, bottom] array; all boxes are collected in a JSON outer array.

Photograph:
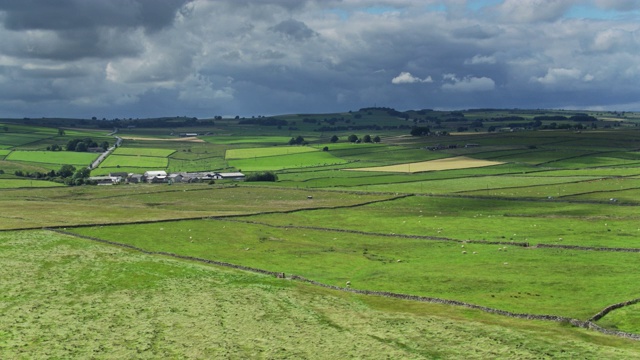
[[246, 171, 278, 182]]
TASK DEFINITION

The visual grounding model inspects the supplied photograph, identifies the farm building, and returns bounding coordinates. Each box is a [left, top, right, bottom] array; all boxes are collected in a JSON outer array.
[[168, 173, 183, 183], [217, 172, 245, 181], [109, 172, 128, 184], [128, 174, 144, 183], [144, 170, 168, 183], [88, 176, 114, 185]]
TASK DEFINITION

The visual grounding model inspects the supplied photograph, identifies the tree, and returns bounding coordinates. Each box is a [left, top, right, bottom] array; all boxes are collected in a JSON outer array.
[[330, 135, 339, 143], [348, 134, 358, 143], [410, 127, 430, 136], [373, 135, 381, 143], [57, 128, 65, 136], [363, 134, 372, 143], [57, 164, 76, 178], [75, 142, 87, 152], [73, 168, 90, 179], [322, 146, 329, 151]]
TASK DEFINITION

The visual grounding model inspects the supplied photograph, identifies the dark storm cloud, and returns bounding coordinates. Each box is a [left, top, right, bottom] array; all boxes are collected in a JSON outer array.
[[0, 0, 190, 31], [0, 0, 191, 61], [1, 0, 640, 118]]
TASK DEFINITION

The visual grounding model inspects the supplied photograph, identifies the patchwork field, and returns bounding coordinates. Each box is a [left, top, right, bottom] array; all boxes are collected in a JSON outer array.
[[2, 113, 640, 357]]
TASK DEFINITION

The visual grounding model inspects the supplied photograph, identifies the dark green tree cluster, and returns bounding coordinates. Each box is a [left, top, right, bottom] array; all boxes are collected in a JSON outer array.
[[66, 138, 108, 152], [410, 126, 431, 136], [288, 136, 307, 145], [245, 171, 278, 182]]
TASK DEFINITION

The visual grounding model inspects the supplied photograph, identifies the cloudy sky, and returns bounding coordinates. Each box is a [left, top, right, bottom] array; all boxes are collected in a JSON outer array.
[[0, 0, 639, 119]]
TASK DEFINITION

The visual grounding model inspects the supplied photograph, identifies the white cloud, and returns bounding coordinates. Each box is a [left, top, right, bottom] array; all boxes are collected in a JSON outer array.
[[464, 55, 497, 65], [391, 71, 432, 84], [531, 67, 582, 84], [442, 74, 495, 92]]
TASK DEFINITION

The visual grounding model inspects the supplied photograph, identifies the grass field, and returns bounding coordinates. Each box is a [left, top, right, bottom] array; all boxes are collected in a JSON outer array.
[[202, 135, 293, 145], [225, 145, 317, 159], [2, 115, 640, 357], [228, 151, 348, 171], [0, 179, 64, 188], [98, 154, 169, 169], [112, 147, 176, 157], [5, 151, 98, 166], [69, 218, 640, 319], [3, 230, 638, 359]]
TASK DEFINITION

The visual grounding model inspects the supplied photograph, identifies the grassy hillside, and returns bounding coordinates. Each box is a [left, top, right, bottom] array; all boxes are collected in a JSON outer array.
[[1, 109, 640, 357]]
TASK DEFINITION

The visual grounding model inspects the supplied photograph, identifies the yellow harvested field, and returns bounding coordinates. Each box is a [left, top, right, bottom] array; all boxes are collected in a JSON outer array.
[[346, 156, 504, 173], [120, 136, 205, 142]]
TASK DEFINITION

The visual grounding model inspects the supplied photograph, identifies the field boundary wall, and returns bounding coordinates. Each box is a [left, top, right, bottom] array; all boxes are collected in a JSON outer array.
[[42, 227, 640, 341]]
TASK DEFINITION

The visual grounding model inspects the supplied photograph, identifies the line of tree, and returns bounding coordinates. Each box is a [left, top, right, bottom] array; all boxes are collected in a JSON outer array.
[[14, 164, 91, 185], [239, 117, 288, 126]]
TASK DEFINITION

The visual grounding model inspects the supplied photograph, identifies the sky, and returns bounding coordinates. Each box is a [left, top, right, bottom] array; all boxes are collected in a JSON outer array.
[[0, 0, 639, 119]]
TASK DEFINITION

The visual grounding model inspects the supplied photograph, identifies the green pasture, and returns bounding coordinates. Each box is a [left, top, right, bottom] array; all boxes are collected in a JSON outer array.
[[167, 157, 228, 173], [273, 163, 536, 188], [566, 188, 640, 203], [202, 135, 294, 145], [331, 147, 450, 167], [0, 185, 395, 230], [0, 133, 53, 147], [0, 160, 60, 174], [225, 145, 318, 159], [5, 151, 98, 166], [546, 153, 640, 168], [0, 179, 64, 189], [598, 303, 640, 334], [228, 151, 349, 171], [3, 231, 637, 359], [70, 218, 640, 320], [338, 174, 597, 194], [465, 177, 640, 200], [0, 149, 11, 157], [513, 168, 640, 177], [246, 195, 640, 248], [99, 154, 168, 169], [112, 147, 176, 157]]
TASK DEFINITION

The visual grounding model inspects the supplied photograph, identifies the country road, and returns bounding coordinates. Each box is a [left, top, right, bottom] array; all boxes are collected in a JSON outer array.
[[88, 134, 122, 170]]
